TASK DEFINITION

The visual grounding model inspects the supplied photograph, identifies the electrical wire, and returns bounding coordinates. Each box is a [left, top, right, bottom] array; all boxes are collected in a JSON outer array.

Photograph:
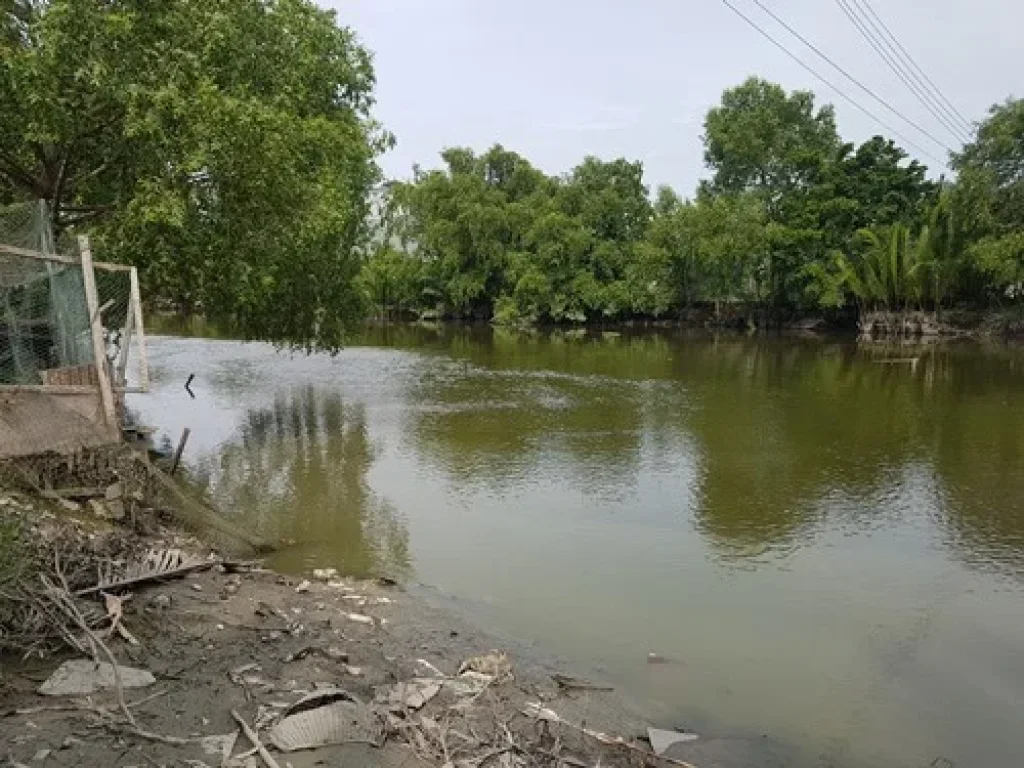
[[855, 0, 974, 136], [747, 0, 953, 154], [834, 0, 970, 144], [718, 0, 946, 167]]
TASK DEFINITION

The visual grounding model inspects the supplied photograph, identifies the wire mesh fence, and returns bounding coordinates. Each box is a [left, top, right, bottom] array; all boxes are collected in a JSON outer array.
[[0, 201, 146, 390]]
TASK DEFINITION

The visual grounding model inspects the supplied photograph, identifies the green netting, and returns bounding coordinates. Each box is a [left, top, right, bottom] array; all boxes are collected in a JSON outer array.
[[0, 201, 94, 384]]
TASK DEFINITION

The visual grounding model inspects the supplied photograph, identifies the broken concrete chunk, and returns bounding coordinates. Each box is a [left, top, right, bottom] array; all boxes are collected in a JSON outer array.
[[39, 660, 156, 696]]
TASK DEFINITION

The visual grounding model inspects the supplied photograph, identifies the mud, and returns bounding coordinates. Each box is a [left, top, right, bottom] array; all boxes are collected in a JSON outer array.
[[1, 561, 671, 767]]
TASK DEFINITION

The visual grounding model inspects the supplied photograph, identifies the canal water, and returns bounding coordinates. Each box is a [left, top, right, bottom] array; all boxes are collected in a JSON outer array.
[[129, 327, 1024, 768]]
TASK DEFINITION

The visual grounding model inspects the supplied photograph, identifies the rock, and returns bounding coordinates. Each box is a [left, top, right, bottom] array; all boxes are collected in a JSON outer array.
[[191, 582, 203, 592], [296, 580, 312, 593], [312, 567, 338, 581], [104, 482, 123, 501], [152, 594, 172, 610], [39, 660, 156, 697]]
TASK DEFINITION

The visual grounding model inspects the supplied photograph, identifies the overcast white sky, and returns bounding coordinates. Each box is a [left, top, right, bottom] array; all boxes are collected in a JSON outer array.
[[326, 0, 1021, 193]]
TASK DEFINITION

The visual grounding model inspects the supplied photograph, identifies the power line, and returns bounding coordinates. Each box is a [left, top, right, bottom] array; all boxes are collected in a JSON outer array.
[[746, 0, 954, 154], [717, 0, 946, 167], [834, 0, 970, 145], [856, 0, 974, 136], [844, 0, 971, 142]]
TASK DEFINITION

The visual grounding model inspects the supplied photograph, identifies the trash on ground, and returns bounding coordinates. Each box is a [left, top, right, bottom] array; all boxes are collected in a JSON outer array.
[[312, 568, 338, 581], [295, 580, 311, 593], [384, 679, 441, 711], [648, 727, 700, 757], [551, 673, 612, 692], [343, 612, 373, 625], [39, 660, 156, 696], [76, 548, 212, 597], [268, 688, 381, 752], [458, 650, 512, 680]]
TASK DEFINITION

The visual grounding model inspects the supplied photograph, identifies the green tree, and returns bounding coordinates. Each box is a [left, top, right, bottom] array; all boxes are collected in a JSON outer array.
[[702, 78, 840, 309], [951, 99, 1024, 300], [0, 0, 389, 350]]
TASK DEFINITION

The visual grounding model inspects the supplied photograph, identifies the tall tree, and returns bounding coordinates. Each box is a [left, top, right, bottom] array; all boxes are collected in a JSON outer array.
[[952, 98, 1024, 300], [0, 0, 390, 349], [702, 78, 840, 310]]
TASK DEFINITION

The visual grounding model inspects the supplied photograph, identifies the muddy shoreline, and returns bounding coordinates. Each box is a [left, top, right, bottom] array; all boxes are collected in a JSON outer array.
[[2, 487, 760, 768]]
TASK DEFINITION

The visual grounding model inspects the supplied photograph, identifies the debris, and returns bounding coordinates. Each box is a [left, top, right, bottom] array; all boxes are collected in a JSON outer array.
[[551, 674, 612, 692], [192, 583, 204, 592], [312, 568, 338, 581], [102, 592, 139, 646], [199, 732, 238, 762], [647, 727, 699, 757], [416, 659, 446, 678], [295, 580, 311, 594], [343, 612, 373, 625], [343, 664, 363, 676], [523, 703, 698, 768], [39, 660, 156, 697], [647, 652, 670, 664], [458, 650, 512, 680], [76, 548, 213, 597], [385, 679, 441, 711], [268, 689, 381, 752], [232, 709, 281, 768], [323, 646, 349, 662]]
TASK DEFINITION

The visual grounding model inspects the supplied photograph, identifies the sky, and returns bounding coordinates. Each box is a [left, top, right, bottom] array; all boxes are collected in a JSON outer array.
[[326, 0, 1022, 194]]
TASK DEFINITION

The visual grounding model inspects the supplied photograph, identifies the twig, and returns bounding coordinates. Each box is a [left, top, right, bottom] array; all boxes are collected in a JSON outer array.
[[231, 709, 281, 768]]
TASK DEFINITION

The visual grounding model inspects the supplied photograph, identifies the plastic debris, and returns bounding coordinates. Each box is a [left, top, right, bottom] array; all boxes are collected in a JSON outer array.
[[648, 727, 699, 757], [39, 660, 156, 696], [268, 688, 380, 752]]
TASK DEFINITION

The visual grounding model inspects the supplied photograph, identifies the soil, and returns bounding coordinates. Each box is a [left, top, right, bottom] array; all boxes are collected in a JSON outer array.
[[0, 546, 671, 768]]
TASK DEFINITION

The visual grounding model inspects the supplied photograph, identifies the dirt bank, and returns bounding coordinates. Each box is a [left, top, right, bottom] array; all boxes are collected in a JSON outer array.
[[0, 487, 716, 768]]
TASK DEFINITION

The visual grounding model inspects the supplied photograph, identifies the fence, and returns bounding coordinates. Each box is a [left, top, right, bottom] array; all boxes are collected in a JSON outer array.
[[0, 202, 149, 458]]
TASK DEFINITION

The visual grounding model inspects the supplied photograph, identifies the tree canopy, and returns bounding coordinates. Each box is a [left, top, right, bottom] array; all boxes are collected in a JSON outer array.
[[1, 0, 390, 349], [361, 80, 1023, 328]]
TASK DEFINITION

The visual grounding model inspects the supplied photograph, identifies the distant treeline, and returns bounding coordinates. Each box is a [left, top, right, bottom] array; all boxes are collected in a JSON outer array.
[[360, 78, 1024, 329]]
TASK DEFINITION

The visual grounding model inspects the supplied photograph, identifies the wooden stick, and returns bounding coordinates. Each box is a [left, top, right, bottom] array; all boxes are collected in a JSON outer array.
[[78, 235, 117, 429], [129, 267, 149, 391], [169, 427, 191, 476], [231, 710, 281, 768]]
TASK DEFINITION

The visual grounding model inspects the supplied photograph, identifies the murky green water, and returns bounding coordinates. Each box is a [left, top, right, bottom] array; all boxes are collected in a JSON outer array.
[[130, 327, 1024, 768]]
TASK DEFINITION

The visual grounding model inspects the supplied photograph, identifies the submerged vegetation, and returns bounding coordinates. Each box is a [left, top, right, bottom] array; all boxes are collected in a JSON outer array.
[[2, 4, 1023, 342]]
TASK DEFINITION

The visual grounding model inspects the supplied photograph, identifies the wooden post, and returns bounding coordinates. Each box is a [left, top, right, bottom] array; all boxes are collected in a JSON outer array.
[[78, 235, 117, 429], [129, 266, 149, 392], [169, 427, 191, 476], [116, 290, 134, 387]]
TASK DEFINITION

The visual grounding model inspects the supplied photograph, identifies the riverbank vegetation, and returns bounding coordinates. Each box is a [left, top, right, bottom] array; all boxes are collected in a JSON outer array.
[[3, 3, 1023, 344], [362, 80, 1024, 332]]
